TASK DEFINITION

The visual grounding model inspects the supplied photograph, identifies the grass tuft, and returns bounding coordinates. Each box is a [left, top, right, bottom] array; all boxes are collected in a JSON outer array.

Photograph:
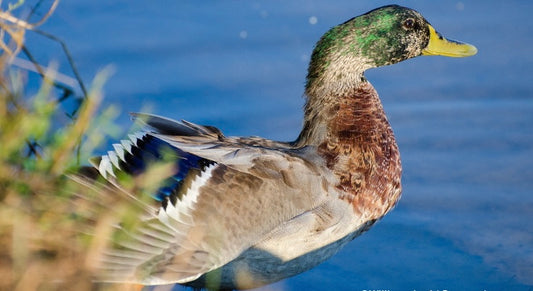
[[0, 2, 143, 290]]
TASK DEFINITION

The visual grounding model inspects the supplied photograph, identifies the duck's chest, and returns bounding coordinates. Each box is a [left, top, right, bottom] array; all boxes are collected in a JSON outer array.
[[314, 85, 403, 218], [318, 130, 403, 219]]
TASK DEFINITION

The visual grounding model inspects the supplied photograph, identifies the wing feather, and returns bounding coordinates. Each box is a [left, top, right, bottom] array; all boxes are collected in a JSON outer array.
[[77, 113, 330, 285]]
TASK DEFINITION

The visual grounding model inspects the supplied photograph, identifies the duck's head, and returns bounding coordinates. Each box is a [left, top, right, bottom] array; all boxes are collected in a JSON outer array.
[[306, 5, 477, 93]]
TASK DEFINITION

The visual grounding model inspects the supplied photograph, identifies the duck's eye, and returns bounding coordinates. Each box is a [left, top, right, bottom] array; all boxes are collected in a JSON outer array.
[[402, 18, 415, 30]]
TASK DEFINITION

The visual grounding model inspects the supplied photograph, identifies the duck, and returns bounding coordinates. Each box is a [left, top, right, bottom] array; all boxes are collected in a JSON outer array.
[[75, 4, 477, 290]]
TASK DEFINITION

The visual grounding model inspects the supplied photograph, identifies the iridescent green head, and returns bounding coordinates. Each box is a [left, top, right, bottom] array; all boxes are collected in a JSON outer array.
[[306, 5, 477, 93]]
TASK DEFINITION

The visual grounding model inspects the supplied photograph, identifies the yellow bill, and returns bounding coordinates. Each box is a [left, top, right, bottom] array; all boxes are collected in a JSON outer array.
[[422, 25, 477, 57]]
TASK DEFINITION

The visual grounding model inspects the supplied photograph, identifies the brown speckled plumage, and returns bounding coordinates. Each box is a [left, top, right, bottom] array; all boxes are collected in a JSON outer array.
[[315, 82, 402, 216]]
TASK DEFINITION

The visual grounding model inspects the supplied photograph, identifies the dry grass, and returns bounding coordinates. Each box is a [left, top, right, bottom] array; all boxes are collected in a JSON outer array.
[[0, 1, 144, 290]]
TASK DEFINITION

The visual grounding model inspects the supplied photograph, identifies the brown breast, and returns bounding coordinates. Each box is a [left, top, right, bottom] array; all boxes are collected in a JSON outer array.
[[318, 81, 402, 219]]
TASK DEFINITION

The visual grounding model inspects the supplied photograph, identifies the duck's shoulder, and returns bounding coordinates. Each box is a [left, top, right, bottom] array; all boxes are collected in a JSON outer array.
[[231, 136, 293, 150], [131, 113, 321, 176]]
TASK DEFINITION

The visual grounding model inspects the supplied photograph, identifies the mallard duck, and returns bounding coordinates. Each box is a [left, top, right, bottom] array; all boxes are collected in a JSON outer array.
[[77, 4, 476, 290]]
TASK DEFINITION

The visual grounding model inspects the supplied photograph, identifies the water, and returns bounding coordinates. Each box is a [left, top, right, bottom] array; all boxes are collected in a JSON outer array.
[[27, 0, 533, 289]]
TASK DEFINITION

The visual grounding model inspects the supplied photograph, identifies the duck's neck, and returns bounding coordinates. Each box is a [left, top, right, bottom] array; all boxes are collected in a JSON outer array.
[[295, 78, 393, 148]]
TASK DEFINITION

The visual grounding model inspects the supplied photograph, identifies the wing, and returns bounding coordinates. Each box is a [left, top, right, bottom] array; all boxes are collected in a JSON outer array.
[[132, 113, 314, 174], [82, 113, 330, 285]]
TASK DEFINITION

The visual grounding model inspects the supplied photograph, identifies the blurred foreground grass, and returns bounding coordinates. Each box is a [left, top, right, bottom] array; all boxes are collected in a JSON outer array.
[[0, 1, 143, 290]]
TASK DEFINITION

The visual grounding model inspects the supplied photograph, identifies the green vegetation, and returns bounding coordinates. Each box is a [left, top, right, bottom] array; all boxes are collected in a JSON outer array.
[[0, 1, 141, 290]]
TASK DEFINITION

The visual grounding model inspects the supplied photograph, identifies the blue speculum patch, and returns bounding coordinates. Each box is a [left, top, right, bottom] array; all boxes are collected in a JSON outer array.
[[115, 134, 212, 205]]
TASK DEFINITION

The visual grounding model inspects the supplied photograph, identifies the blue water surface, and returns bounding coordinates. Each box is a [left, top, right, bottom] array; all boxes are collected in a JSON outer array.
[[24, 0, 533, 290]]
